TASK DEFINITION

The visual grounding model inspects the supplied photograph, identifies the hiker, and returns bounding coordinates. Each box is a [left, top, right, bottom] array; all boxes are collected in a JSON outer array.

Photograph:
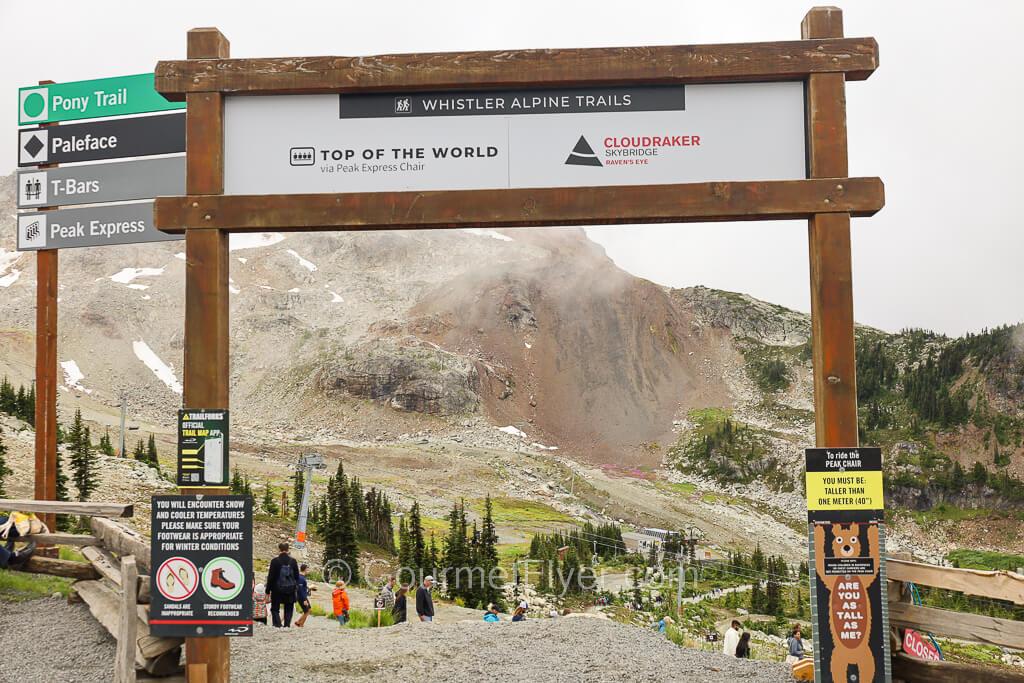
[[252, 583, 268, 625], [416, 576, 435, 622], [332, 580, 350, 626], [392, 585, 408, 624], [266, 542, 300, 627], [295, 564, 317, 627], [723, 619, 742, 656], [484, 603, 501, 622], [786, 625, 805, 664], [512, 601, 528, 622], [381, 576, 397, 608], [735, 632, 752, 658]]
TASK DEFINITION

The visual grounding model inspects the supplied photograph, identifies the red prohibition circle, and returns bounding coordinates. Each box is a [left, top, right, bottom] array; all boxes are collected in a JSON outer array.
[[157, 556, 199, 601]]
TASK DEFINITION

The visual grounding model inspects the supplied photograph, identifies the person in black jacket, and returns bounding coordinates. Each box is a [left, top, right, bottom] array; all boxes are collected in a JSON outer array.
[[416, 576, 435, 622], [392, 585, 408, 624], [266, 542, 300, 627]]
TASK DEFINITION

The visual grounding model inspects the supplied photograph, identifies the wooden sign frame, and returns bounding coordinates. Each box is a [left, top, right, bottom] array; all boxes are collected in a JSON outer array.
[[151, 6, 881, 681]]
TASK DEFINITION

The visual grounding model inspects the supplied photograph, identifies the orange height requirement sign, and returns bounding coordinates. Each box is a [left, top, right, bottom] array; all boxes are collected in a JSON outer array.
[[806, 447, 889, 683]]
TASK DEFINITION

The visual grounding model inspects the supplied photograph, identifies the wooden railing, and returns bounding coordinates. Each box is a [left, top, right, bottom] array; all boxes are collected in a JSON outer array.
[[2, 498, 180, 681], [887, 555, 1024, 682]]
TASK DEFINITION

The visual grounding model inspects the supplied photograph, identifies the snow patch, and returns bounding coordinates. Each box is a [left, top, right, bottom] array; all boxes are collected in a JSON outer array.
[[60, 360, 92, 394], [174, 252, 186, 260], [229, 285, 241, 294], [286, 249, 317, 271], [525, 342, 532, 349], [288, 287, 300, 293], [0, 270, 21, 287], [127, 284, 149, 290], [258, 285, 274, 290], [464, 228, 514, 242], [237, 257, 247, 264], [110, 267, 164, 284], [329, 291, 344, 303], [0, 249, 22, 277], [531, 442, 558, 451], [230, 233, 285, 251], [133, 341, 183, 394], [498, 425, 527, 438], [141, 295, 151, 300]]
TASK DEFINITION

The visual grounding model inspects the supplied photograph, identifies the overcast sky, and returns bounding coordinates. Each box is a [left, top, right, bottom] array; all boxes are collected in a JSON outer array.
[[3, 0, 1022, 337]]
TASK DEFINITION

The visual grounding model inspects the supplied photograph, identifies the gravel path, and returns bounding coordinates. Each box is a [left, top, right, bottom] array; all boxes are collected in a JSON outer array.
[[230, 614, 793, 682], [0, 596, 116, 683]]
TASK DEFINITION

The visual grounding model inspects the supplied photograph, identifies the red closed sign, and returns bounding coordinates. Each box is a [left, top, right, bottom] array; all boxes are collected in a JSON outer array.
[[902, 629, 942, 661]]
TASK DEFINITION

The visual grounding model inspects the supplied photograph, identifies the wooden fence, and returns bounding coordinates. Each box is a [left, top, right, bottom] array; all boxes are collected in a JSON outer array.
[[2, 498, 182, 681], [888, 554, 1024, 682]]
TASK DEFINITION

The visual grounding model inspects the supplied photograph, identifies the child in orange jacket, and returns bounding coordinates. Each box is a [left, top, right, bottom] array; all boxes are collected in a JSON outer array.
[[332, 580, 350, 626]]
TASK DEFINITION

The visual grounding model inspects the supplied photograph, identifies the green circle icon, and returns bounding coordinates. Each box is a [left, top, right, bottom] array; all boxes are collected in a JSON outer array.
[[23, 92, 45, 118], [201, 557, 244, 601]]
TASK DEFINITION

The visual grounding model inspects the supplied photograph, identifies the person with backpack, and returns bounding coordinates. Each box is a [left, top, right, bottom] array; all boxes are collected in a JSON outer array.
[[266, 542, 300, 627]]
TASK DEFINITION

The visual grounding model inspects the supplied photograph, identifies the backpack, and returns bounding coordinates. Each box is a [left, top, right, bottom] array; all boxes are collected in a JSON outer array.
[[277, 562, 297, 593]]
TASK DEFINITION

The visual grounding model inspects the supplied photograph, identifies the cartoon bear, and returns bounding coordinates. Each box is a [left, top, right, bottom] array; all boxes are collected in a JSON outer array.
[[814, 523, 880, 683]]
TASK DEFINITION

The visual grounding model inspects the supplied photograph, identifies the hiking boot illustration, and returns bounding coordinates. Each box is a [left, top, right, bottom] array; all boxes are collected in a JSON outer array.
[[210, 568, 236, 590]]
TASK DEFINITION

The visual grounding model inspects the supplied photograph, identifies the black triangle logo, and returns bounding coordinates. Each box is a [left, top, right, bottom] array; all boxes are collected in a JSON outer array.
[[565, 135, 602, 167]]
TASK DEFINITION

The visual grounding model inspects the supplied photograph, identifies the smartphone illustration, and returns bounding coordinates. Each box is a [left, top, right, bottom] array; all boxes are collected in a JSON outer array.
[[204, 436, 225, 484]]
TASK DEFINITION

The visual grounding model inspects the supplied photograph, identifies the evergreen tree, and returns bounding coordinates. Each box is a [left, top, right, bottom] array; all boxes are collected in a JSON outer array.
[[146, 434, 159, 469], [409, 501, 426, 576], [262, 485, 280, 515], [478, 495, 503, 606], [427, 532, 440, 576], [0, 377, 15, 414], [68, 410, 98, 501], [321, 461, 360, 585], [230, 468, 246, 495], [397, 516, 413, 572], [98, 429, 116, 458], [750, 580, 765, 614], [55, 447, 70, 531], [132, 439, 146, 463], [0, 432, 11, 497]]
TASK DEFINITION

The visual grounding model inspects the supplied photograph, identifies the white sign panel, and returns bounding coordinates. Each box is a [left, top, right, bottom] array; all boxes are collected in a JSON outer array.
[[223, 83, 807, 195]]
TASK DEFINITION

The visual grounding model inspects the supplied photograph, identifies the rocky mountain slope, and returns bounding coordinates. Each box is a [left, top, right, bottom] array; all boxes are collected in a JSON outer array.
[[3, 169, 1024, 563]]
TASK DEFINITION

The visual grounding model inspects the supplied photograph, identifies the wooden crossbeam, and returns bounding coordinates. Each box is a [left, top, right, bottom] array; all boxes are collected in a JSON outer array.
[[154, 177, 884, 233], [0, 499, 133, 517], [154, 37, 879, 99], [888, 601, 1024, 650], [17, 532, 99, 546], [889, 558, 1024, 605]]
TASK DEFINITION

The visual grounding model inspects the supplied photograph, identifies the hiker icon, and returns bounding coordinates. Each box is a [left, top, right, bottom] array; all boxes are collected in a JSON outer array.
[[202, 557, 244, 601], [157, 557, 199, 601]]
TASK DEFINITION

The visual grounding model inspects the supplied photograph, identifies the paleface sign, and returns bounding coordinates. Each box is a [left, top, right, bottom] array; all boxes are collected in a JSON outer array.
[[150, 495, 253, 638], [222, 82, 807, 195], [806, 448, 889, 683], [18, 112, 185, 167], [17, 201, 181, 251], [17, 157, 185, 208], [177, 410, 229, 487], [18, 73, 184, 125]]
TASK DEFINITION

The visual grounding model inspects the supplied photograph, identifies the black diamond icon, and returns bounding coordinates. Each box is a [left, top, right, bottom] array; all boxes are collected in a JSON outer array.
[[23, 134, 44, 158]]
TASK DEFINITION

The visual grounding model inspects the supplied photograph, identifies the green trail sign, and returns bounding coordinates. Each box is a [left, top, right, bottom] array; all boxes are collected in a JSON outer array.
[[18, 73, 184, 125]]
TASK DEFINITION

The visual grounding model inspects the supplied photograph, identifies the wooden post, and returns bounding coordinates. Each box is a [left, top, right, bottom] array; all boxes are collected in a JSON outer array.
[[34, 80, 58, 537], [803, 6, 859, 448], [182, 27, 231, 683], [115, 555, 138, 683]]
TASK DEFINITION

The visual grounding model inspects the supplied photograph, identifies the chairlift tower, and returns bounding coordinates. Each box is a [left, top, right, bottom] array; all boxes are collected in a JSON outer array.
[[293, 452, 326, 551]]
